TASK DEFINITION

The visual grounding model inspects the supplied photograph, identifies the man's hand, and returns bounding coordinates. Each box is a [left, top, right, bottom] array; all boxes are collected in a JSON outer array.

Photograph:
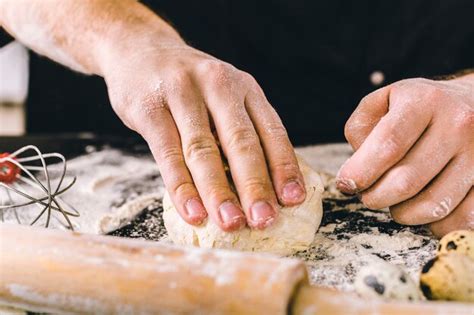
[[0, 0, 306, 232], [103, 43, 306, 232], [338, 75, 474, 237]]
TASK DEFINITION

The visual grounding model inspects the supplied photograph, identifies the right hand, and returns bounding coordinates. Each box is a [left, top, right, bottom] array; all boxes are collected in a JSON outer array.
[[103, 41, 306, 232]]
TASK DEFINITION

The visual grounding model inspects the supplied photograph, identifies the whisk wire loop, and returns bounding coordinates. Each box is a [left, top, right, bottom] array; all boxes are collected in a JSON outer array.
[[0, 145, 79, 230]]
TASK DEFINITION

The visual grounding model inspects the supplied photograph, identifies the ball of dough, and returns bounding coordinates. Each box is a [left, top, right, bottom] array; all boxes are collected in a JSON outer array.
[[420, 253, 474, 302], [354, 260, 422, 301], [437, 230, 474, 260], [162, 156, 324, 256]]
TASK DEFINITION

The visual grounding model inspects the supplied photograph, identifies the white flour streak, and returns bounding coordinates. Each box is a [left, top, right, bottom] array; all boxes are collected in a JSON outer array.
[[432, 197, 452, 218]]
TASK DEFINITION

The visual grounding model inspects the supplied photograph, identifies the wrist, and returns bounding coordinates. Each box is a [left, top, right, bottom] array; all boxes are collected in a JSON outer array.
[[92, 4, 186, 77]]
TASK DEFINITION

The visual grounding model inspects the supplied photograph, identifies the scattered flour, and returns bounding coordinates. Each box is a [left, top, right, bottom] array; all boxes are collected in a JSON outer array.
[[1, 150, 164, 234], [2, 144, 439, 294]]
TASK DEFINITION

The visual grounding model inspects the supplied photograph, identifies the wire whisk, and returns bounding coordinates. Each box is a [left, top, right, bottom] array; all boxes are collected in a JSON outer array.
[[0, 145, 79, 230]]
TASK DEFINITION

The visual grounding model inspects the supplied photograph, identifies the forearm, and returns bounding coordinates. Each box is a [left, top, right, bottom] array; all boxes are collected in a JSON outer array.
[[0, 0, 184, 75]]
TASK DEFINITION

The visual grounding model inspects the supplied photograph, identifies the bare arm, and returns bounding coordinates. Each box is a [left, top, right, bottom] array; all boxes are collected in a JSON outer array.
[[0, 0, 182, 74], [0, 0, 306, 231]]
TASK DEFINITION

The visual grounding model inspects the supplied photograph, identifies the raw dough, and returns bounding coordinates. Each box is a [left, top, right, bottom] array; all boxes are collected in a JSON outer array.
[[163, 156, 324, 256]]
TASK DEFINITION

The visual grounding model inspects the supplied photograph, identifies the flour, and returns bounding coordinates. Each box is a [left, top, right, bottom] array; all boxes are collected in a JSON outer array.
[[1, 149, 164, 234], [2, 144, 439, 294], [350, 231, 426, 252], [294, 212, 436, 291], [110, 144, 438, 292]]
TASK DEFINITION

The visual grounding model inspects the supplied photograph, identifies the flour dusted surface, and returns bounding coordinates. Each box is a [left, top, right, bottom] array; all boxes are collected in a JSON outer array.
[[3, 144, 438, 292], [1, 149, 164, 234]]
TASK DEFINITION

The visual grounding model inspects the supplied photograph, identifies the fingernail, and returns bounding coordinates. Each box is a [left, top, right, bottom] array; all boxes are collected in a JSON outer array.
[[335, 177, 358, 195], [250, 201, 277, 228], [219, 201, 245, 227], [185, 198, 207, 222], [282, 181, 306, 203]]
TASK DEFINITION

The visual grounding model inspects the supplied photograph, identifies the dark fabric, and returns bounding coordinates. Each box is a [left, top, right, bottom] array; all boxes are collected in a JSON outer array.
[[24, 0, 474, 144], [0, 28, 14, 47]]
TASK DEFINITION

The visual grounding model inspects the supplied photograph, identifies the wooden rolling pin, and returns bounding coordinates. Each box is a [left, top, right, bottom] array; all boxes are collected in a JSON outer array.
[[0, 223, 306, 314], [0, 224, 472, 314]]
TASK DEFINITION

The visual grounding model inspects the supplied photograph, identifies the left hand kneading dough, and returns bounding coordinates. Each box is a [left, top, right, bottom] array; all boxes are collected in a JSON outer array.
[[163, 156, 324, 256]]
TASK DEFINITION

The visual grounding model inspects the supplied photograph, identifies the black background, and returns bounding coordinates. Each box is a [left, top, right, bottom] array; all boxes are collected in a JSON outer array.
[[2, 0, 474, 145]]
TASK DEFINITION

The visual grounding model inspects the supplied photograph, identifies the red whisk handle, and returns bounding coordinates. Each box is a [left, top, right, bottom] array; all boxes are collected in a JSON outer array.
[[0, 152, 21, 184]]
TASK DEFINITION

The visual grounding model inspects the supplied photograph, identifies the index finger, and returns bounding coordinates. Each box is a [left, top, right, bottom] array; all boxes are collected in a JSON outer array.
[[344, 85, 392, 150], [337, 86, 433, 195]]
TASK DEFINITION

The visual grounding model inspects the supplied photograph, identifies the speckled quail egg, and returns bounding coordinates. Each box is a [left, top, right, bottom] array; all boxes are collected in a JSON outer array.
[[437, 230, 474, 260], [354, 260, 422, 301], [420, 253, 474, 302]]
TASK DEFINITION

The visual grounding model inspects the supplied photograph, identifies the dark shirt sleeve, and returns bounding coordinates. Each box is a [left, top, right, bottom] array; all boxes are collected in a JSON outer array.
[[0, 28, 14, 47]]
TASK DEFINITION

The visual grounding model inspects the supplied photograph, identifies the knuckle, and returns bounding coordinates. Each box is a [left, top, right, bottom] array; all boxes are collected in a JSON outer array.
[[392, 79, 443, 106], [240, 71, 255, 81], [171, 181, 195, 198], [343, 105, 372, 146], [116, 105, 135, 130], [389, 82, 405, 98], [108, 90, 127, 113], [379, 135, 403, 160], [109, 93, 137, 128], [400, 77, 425, 86], [168, 69, 192, 89], [271, 160, 300, 178], [242, 176, 271, 195], [344, 118, 357, 144], [392, 171, 417, 199], [358, 93, 373, 108], [206, 184, 235, 203], [184, 135, 219, 162], [197, 59, 224, 73], [240, 71, 259, 87], [422, 84, 444, 103], [140, 92, 167, 114], [225, 127, 259, 153], [453, 108, 474, 133], [122, 92, 168, 132], [159, 146, 184, 167], [264, 121, 288, 140], [390, 79, 417, 100], [198, 60, 232, 86], [392, 78, 423, 91]]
